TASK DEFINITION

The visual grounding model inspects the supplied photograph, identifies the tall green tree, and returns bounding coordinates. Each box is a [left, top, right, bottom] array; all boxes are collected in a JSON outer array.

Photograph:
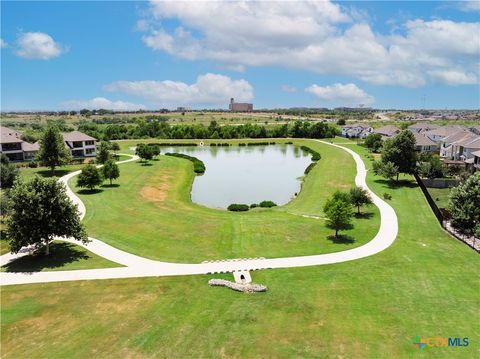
[[381, 130, 417, 181], [324, 191, 353, 238], [77, 165, 103, 191], [0, 154, 19, 189], [349, 186, 373, 214], [36, 125, 72, 174], [373, 160, 399, 184], [364, 133, 383, 153], [96, 141, 111, 164], [136, 144, 154, 163], [102, 159, 120, 185], [111, 142, 120, 156], [448, 172, 480, 235], [5, 177, 88, 255]]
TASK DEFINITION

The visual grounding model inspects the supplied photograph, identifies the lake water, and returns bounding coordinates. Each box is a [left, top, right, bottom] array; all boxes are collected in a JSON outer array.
[[162, 144, 313, 209]]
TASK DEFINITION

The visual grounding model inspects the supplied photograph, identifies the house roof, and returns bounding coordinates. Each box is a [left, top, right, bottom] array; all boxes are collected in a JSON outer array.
[[0, 126, 23, 143], [472, 150, 480, 157], [373, 125, 400, 137], [441, 130, 472, 144], [342, 123, 371, 129], [22, 141, 40, 152], [413, 132, 437, 147], [62, 131, 96, 142], [453, 134, 480, 149], [408, 123, 439, 131], [423, 125, 466, 137]]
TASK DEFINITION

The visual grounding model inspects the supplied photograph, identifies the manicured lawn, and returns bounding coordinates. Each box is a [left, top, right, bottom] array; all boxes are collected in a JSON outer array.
[[1, 241, 121, 272], [1, 142, 478, 358], [69, 139, 380, 262], [427, 187, 452, 209]]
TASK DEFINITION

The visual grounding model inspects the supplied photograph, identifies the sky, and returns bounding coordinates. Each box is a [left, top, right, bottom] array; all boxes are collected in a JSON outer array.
[[1, 0, 479, 111]]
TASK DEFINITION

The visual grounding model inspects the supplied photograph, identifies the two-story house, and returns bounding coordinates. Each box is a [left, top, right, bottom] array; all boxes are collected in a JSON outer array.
[[62, 131, 97, 158], [341, 123, 373, 138], [0, 126, 25, 161]]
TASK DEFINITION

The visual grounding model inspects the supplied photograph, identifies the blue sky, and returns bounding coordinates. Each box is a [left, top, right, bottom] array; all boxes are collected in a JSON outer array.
[[1, 1, 479, 111]]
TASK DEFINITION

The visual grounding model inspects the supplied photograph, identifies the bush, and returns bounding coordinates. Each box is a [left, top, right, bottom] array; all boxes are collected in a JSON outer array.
[[300, 145, 321, 161], [164, 153, 206, 174], [259, 200, 277, 208], [227, 203, 250, 211], [304, 162, 316, 174], [28, 161, 38, 168], [250, 203, 258, 208], [383, 193, 392, 200]]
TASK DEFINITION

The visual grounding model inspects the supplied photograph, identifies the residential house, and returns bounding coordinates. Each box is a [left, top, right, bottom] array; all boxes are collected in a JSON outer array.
[[423, 125, 466, 143], [469, 125, 480, 136], [62, 131, 97, 158], [0, 126, 25, 161], [450, 134, 480, 161], [340, 123, 373, 138], [412, 132, 438, 153], [408, 123, 439, 134], [373, 125, 400, 139], [468, 150, 480, 172], [440, 131, 476, 159]]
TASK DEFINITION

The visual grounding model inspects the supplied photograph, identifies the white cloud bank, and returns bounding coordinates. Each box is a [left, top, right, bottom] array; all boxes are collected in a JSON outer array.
[[60, 97, 145, 111], [104, 73, 253, 107], [0, 38, 7, 48], [138, 0, 480, 87], [306, 83, 374, 106], [14, 32, 67, 60]]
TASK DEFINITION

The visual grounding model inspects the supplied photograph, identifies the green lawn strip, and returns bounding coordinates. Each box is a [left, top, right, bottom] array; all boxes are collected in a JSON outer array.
[[0, 241, 121, 273], [427, 187, 451, 209], [70, 139, 379, 262], [1, 142, 478, 358]]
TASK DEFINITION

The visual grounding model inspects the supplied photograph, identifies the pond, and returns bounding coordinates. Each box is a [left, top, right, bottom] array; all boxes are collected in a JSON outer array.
[[162, 144, 313, 209]]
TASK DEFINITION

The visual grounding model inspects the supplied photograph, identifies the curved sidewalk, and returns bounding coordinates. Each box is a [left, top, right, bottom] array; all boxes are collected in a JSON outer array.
[[0, 142, 398, 286]]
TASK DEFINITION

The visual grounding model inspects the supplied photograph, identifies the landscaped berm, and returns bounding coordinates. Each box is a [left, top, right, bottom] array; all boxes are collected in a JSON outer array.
[[1, 139, 478, 358]]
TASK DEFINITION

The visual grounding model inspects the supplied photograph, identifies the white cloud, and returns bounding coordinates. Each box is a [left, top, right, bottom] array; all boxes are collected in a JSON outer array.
[[281, 85, 298, 93], [428, 69, 479, 85], [0, 38, 7, 48], [14, 32, 67, 60], [60, 97, 145, 111], [104, 73, 253, 107], [305, 83, 374, 106], [138, 1, 480, 87], [458, 0, 480, 12]]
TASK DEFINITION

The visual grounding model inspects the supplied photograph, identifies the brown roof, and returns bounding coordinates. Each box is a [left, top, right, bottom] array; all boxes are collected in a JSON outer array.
[[408, 123, 439, 131], [441, 130, 472, 144], [373, 125, 400, 137], [472, 150, 480, 157], [22, 141, 40, 152], [343, 123, 371, 129], [413, 132, 437, 147], [0, 126, 23, 143], [453, 134, 480, 149], [62, 131, 96, 142], [423, 125, 466, 137]]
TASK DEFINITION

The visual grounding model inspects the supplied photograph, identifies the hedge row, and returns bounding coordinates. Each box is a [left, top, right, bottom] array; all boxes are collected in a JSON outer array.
[[210, 143, 230, 147], [164, 153, 206, 174], [300, 145, 321, 161], [228, 200, 277, 211], [144, 142, 198, 147], [304, 162, 317, 174]]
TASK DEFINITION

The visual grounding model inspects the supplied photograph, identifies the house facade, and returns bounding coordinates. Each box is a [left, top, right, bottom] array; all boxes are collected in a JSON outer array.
[[412, 132, 438, 153], [62, 131, 97, 157], [341, 123, 373, 138]]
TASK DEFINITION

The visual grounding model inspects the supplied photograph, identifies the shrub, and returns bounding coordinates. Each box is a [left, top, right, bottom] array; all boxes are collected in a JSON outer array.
[[164, 153, 206, 174], [259, 200, 277, 208], [383, 193, 392, 200], [300, 145, 321, 161], [250, 203, 258, 208], [239, 143, 246, 146], [227, 203, 250, 212], [28, 161, 38, 168], [304, 162, 316, 174]]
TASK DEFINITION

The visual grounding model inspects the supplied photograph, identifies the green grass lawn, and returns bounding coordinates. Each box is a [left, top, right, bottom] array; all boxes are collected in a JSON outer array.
[[0, 241, 121, 273], [1, 141, 478, 358], [69, 139, 380, 262], [427, 187, 452, 209]]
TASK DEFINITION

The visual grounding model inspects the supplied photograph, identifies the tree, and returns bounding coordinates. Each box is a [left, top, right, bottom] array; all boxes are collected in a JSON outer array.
[[381, 130, 417, 181], [323, 191, 353, 238], [350, 186, 373, 214], [0, 154, 19, 189], [96, 141, 111, 164], [36, 125, 72, 174], [417, 154, 445, 179], [5, 177, 88, 255], [364, 133, 383, 153], [111, 142, 120, 156], [151, 145, 161, 159], [77, 165, 103, 191], [373, 161, 399, 183], [336, 119, 346, 126], [448, 172, 480, 236], [136, 143, 154, 163], [102, 159, 120, 185]]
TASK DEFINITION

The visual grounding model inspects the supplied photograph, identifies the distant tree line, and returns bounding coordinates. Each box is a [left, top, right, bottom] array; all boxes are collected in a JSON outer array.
[[76, 120, 338, 141]]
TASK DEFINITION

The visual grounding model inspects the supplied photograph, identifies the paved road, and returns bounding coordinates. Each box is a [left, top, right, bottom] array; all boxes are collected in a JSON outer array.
[[0, 142, 398, 286]]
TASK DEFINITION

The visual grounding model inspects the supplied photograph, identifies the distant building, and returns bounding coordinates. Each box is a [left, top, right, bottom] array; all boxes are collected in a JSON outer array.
[[412, 132, 438, 153], [176, 107, 191, 112], [340, 123, 373, 138], [373, 125, 400, 139], [408, 123, 439, 134], [229, 98, 253, 112]]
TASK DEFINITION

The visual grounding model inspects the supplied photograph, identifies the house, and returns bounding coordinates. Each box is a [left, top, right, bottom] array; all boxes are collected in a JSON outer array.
[[412, 132, 438, 153], [0, 126, 96, 161], [0, 126, 25, 161], [62, 131, 97, 158], [469, 150, 480, 172], [440, 131, 476, 159], [373, 125, 400, 139], [408, 123, 439, 134], [450, 134, 480, 161], [229, 98, 253, 112], [340, 123, 373, 138], [423, 125, 466, 143], [469, 125, 480, 136]]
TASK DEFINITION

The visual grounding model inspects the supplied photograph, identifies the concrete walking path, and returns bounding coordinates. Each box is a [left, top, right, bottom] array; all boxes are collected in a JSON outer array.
[[0, 142, 398, 286]]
